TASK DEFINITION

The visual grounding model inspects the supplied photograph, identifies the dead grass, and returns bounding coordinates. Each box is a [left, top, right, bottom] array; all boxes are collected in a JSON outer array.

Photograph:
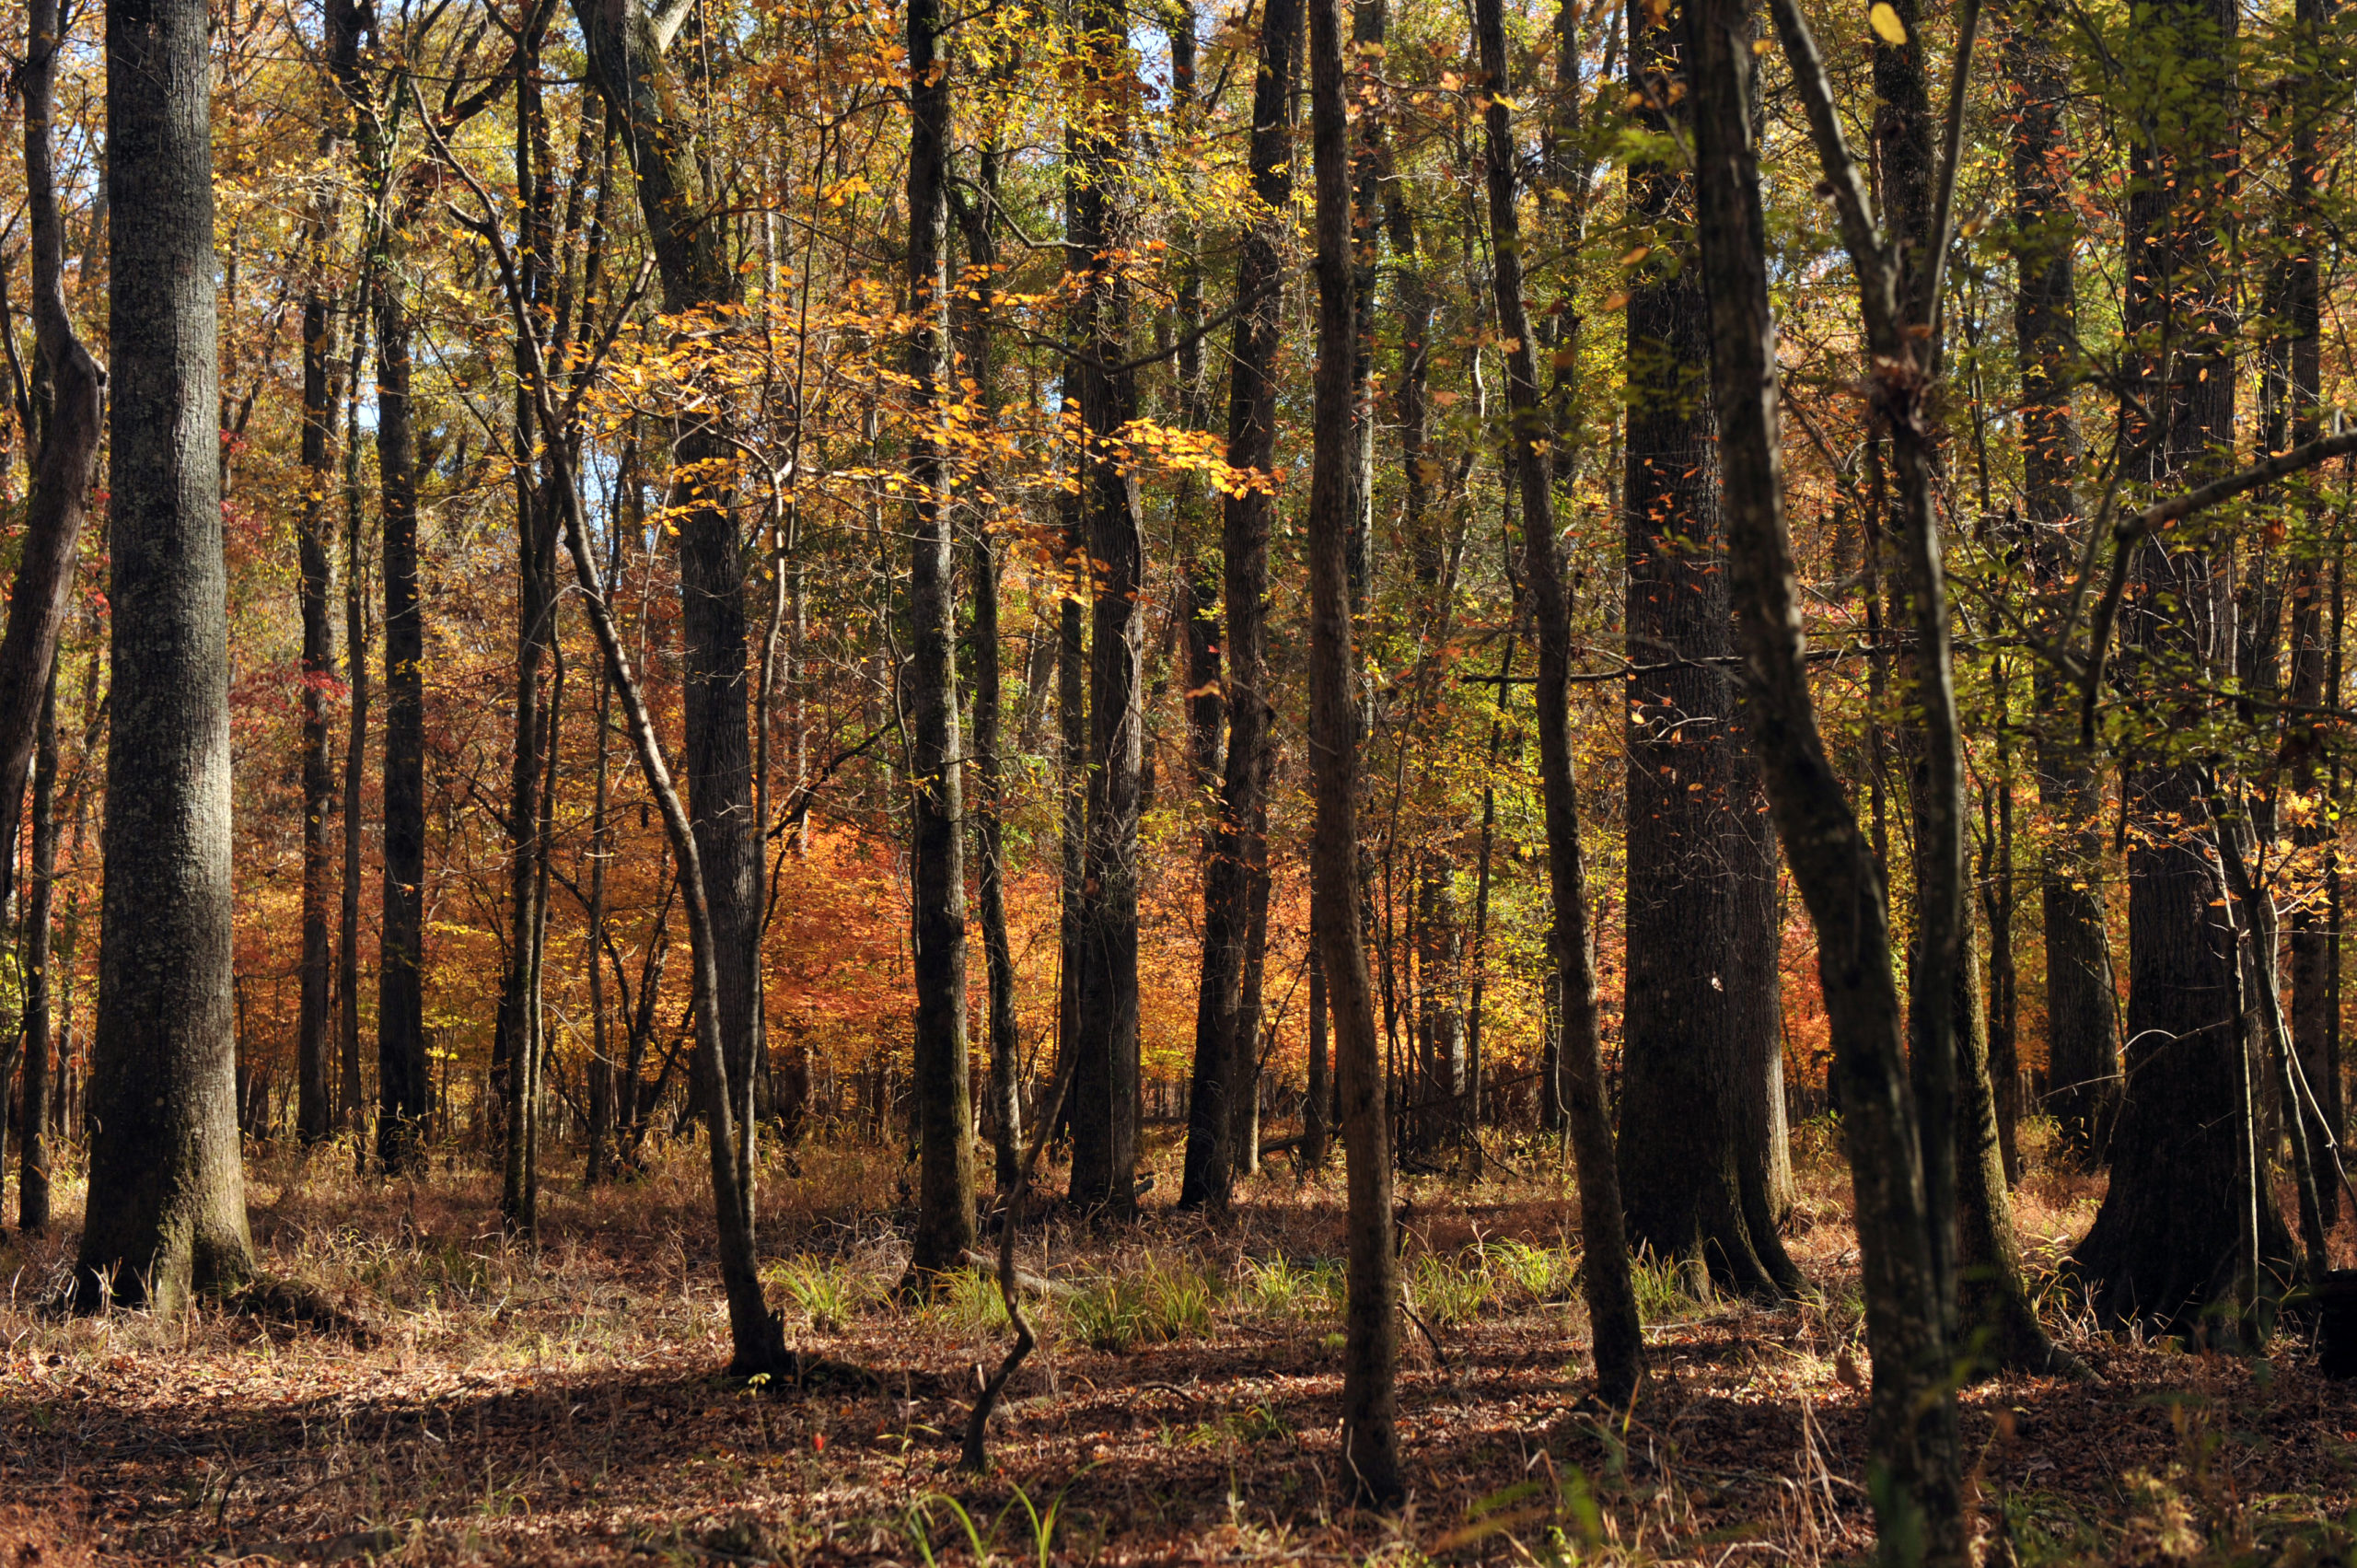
[[2, 1126, 2354, 1564]]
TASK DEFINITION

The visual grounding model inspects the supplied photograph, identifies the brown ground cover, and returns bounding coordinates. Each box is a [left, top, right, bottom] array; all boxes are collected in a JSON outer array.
[[4, 1129, 2354, 1565]]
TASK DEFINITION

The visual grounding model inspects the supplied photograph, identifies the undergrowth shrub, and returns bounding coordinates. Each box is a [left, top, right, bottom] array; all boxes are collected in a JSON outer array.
[[1410, 1251, 1492, 1328], [1066, 1256, 1220, 1352]]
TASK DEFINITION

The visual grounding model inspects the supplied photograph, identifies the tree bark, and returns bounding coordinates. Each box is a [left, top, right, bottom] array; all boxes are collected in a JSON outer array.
[[2001, 0, 2114, 1160], [337, 298, 370, 1139], [1179, 0, 1298, 1213], [18, 675, 57, 1233], [2073, 0, 2290, 1330], [77, 0, 252, 1306], [1696, 0, 1961, 1553], [0, 0, 105, 907], [905, 0, 976, 1276], [1618, 0, 1796, 1300], [1308, 0, 1400, 1504], [573, 0, 764, 1237], [375, 268, 430, 1174], [1472, 0, 1644, 1404], [1064, 0, 1146, 1216]]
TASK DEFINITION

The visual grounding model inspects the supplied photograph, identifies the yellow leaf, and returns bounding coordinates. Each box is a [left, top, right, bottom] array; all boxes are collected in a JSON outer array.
[[1754, 36, 1772, 53], [1868, 2, 1908, 43]]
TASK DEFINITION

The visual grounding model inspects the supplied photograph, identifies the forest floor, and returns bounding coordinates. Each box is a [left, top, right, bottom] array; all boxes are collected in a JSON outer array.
[[4, 1124, 2356, 1566]]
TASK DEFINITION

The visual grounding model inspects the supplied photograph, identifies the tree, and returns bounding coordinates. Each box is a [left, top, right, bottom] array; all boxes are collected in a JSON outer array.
[[1307, 0, 1400, 1504], [76, 0, 252, 1309], [1616, 0, 1797, 1300], [1065, 0, 1148, 1216], [1180, 0, 1301, 1213], [904, 0, 976, 1277], [18, 677, 58, 1233], [1698, 0, 1964, 1552], [2073, 0, 2297, 1330], [574, 0, 767, 1237], [2001, 0, 2115, 1161]]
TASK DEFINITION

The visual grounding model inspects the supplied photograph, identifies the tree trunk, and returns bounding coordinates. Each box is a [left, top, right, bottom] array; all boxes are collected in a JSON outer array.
[[375, 270, 430, 1174], [18, 675, 57, 1233], [1308, 0, 1400, 1504], [337, 298, 370, 1138], [1618, 0, 1796, 1299], [0, 0, 104, 905], [957, 130, 1023, 1201], [1472, 0, 1643, 1402], [905, 0, 976, 1276], [2074, 0, 2289, 1330], [573, 0, 764, 1239], [1305, 945, 1329, 1169], [1178, 0, 1298, 1214], [77, 0, 252, 1306], [2002, 0, 2115, 1161], [1695, 0, 1961, 1553], [1065, 0, 1146, 1216]]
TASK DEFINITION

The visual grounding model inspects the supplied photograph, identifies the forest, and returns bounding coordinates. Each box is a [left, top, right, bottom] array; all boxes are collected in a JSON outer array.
[[4, 0, 2357, 1555]]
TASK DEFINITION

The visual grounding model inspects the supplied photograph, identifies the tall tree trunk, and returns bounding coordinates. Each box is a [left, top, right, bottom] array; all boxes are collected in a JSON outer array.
[[1308, 0, 1400, 1503], [958, 122, 1023, 1200], [1618, 0, 1796, 1299], [1305, 945, 1329, 1168], [1179, 0, 1299, 1212], [905, 0, 976, 1277], [0, 0, 104, 902], [375, 270, 430, 1174], [1065, 0, 1147, 1215], [76, 0, 252, 1306], [1695, 0, 1962, 1554], [295, 0, 360, 1152], [500, 49, 562, 1236], [586, 627, 614, 1184], [573, 0, 764, 1239], [337, 299, 370, 1138], [2073, 0, 2293, 1329], [2001, 0, 2115, 1161], [18, 675, 57, 1234], [1472, 0, 1643, 1403], [2281, 0, 2338, 1223]]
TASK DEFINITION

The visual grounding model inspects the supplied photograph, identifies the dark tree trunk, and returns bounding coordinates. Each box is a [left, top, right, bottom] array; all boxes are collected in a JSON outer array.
[[500, 52, 563, 1237], [573, 0, 764, 1237], [1473, 0, 1643, 1403], [2003, 0, 2115, 1160], [77, 0, 252, 1306], [0, 0, 104, 906], [2074, 0, 2292, 1330], [2281, 0, 2337, 1221], [1617, 0, 1795, 1299], [905, 0, 976, 1276], [18, 676, 57, 1233], [1065, 0, 1146, 1215], [375, 273, 429, 1174], [337, 302, 370, 1137], [1309, 0, 1401, 1503], [1179, 0, 1299, 1212], [1697, 0, 1961, 1552], [296, 277, 339, 1149], [586, 631, 614, 1184], [294, 0, 359, 1152], [957, 130, 1023, 1200], [1304, 945, 1329, 1168]]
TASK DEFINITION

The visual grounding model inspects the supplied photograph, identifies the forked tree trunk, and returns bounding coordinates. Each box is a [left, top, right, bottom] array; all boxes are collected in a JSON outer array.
[[77, 0, 253, 1307], [1694, 0, 1962, 1554], [0, 0, 104, 907], [1471, 0, 1643, 1404], [1307, 0, 1400, 1505]]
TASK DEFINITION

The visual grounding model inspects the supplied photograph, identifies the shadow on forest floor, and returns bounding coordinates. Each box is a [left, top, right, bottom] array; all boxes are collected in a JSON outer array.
[[5, 1128, 2357, 1564]]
